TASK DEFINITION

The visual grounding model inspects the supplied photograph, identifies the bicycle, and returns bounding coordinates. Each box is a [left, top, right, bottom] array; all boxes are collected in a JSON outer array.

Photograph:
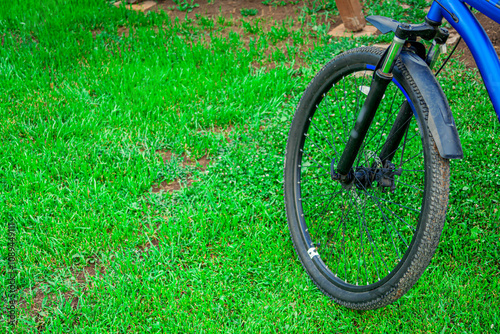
[[284, 0, 500, 310]]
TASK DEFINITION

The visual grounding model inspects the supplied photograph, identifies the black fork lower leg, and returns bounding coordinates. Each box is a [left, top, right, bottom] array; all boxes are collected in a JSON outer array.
[[335, 69, 393, 177]]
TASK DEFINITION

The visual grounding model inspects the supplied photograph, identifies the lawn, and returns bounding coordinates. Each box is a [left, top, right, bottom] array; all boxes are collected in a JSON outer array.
[[0, 0, 499, 332]]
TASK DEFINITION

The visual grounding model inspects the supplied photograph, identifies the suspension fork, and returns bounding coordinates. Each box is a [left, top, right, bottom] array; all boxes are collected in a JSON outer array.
[[334, 35, 406, 181], [378, 34, 448, 163], [333, 20, 447, 184]]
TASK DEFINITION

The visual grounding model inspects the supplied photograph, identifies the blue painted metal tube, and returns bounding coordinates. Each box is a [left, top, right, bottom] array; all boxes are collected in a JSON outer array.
[[427, 0, 500, 122], [465, 0, 500, 24]]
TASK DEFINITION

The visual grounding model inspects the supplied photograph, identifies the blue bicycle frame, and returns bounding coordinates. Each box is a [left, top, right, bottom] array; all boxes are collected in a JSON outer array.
[[427, 0, 500, 122]]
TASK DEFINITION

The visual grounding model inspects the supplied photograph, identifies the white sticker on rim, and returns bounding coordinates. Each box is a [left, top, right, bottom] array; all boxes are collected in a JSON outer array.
[[307, 247, 319, 259]]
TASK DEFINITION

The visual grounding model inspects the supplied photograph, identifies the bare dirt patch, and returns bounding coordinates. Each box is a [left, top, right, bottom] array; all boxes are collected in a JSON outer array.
[[155, 149, 209, 168], [136, 238, 160, 252], [158, 0, 340, 69], [153, 1, 500, 72], [156, 149, 173, 164], [194, 155, 211, 170], [158, 0, 326, 22], [198, 124, 235, 143], [68, 263, 106, 309], [19, 261, 106, 328], [100, 1, 345, 71], [152, 178, 184, 193], [183, 153, 211, 170], [453, 12, 500, 69], [151, 150, 211, 193], [117, 26, 130, 37], [72, 262, 106, 284]]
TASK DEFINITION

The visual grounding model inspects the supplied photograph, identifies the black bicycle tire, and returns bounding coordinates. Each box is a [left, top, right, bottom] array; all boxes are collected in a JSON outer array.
[[284, 46, 450, 310]]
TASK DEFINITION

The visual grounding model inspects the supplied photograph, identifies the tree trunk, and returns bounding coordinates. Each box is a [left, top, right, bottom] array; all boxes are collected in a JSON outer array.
[[335, 0, 366, 32]]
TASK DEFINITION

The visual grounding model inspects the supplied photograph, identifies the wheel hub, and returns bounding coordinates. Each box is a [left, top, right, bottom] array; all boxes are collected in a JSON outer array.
[[331, 159, 403, 192]]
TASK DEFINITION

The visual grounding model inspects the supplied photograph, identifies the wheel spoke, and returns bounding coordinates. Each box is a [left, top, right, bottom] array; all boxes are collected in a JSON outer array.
[[375, 116, 416, 162], [304, 134, 332, 163], [368, 193, 420, 213], [355, 180, 406, 258], [301, 189, 342, 201], [390, 177, 424, 193], [399, 149, 424, 168], [361, 186, 417, 233], [301, 172, 332, 183], [343, 76, 351, 133], [368, 98, 400, 154], [360, 87, 402, 154], [319, 95, 346, 147], [399, 119, 411, 167], [310, 117, 339, 161], [300, 149, 330, 175]]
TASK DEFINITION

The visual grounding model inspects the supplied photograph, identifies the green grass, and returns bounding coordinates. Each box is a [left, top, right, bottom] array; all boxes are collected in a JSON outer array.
[[0, 0, 499, 332], [240, 8, 259, 17], [170, 0, 200, 12]]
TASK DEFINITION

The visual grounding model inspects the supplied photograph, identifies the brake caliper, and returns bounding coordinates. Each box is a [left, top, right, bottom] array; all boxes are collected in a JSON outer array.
[[376, 160, 402, 193]]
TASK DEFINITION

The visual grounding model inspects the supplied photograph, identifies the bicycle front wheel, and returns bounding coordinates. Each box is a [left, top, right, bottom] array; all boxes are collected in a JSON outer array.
[[284, 47, 450, 310]]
